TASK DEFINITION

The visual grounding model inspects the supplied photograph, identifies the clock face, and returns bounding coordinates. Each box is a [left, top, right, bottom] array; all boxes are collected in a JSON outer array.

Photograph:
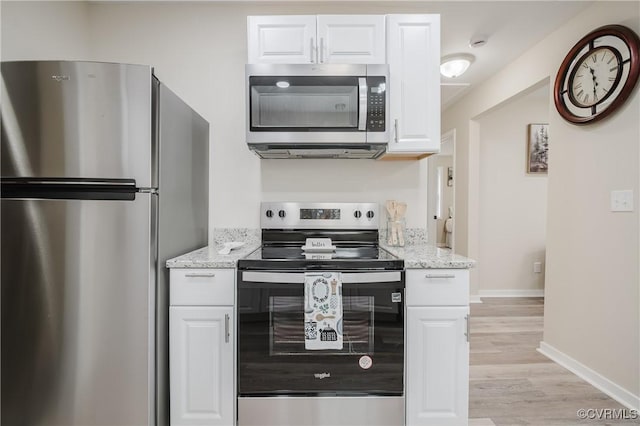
[[554, 25, 640, 125], [568, 46, 622, 108]]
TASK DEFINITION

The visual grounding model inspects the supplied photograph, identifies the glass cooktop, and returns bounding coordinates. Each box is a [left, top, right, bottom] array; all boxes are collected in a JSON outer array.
[[238, 244, 403, 271]]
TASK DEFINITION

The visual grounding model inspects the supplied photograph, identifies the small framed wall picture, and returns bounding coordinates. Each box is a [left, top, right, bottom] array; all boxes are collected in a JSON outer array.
[[527, 123, 549, 174]]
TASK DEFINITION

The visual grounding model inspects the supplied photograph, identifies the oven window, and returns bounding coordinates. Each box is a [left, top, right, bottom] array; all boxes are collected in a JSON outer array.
[[237, 278, 404, 396], [249, 76, 359, 130], [269, 296, 374, 356]]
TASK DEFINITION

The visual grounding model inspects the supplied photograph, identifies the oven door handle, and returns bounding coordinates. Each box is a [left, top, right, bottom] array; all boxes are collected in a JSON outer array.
[[241, 271, 401, 284]]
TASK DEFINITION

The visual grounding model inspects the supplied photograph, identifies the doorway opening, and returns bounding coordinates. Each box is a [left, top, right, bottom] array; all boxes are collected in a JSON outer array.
[[427, 129, 456, 250]]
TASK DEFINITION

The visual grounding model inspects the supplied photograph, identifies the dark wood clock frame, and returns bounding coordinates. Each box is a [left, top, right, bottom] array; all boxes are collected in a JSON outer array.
[[554, 24, 640, 125]]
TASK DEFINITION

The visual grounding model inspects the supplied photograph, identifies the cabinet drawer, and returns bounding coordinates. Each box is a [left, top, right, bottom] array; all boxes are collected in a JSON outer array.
[[406, 269, 469, 306], [170, 269, 234, 306]]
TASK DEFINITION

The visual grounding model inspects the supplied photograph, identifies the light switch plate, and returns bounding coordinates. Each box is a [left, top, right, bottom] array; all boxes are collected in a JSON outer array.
[[611, 190, 634, 212], [533, 262, 542, 273]]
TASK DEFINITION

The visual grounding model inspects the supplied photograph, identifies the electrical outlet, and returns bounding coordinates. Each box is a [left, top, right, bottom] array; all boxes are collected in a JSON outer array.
[[611, 190, 634, 212], [533, 262, 542, 273]]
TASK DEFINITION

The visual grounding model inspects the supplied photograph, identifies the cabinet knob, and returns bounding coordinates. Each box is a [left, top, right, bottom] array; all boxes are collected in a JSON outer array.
[[278, 210, 286, 218], [366, 211, 375, 219], [354, 210, 362, 219], [266, 209, 274, 218]]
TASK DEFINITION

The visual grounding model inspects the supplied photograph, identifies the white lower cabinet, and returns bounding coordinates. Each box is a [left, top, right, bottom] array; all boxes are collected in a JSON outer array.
[[406, 269, 470, 426], [169, 269, 235, 426]]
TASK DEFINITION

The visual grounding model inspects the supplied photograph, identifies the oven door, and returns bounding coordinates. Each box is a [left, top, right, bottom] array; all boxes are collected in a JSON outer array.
[[237, 270, 404, 396]]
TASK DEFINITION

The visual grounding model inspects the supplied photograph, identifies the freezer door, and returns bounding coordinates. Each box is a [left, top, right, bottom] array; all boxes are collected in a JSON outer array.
[[1, 61, 153, 187], [1, 195, 156, 426]]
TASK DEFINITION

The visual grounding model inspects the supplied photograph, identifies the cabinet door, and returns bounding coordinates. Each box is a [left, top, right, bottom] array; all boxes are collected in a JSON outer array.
[[406, 306, 469, 426], [247, 15, 317, 64], [170, 306, 234, 426], [317, 15, 385, 64], [386, 15, 440, 154]]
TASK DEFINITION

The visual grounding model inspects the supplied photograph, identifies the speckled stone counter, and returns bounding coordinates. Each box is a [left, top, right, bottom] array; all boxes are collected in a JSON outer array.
[[166, 243, 261, 269], [166, 227, 475, 270], [166, 228, 260, 269], [381, 243, 475, 269]]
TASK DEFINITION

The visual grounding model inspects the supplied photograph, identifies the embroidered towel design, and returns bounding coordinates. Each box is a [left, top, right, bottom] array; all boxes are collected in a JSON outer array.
[[304, 272, 343, 350]]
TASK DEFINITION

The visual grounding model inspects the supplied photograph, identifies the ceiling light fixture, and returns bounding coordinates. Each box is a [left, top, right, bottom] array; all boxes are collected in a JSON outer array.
[[440, 54, 475, 79], [276, 81, 290, 88]]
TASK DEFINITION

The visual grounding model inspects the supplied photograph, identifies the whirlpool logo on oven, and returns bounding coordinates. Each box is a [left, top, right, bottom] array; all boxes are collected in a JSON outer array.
[[314, 372, 331, 379]]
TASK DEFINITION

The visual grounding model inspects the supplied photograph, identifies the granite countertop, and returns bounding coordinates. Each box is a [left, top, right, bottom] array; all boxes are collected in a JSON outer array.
[[166, 228, 261, 269], [380, 243, 476, 269], [167, 242, 475, 270], [166, 242, 261, 269], [166, 228, 475, 270]]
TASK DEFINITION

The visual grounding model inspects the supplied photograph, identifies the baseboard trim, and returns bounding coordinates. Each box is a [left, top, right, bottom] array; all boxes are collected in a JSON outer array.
[[469, 295, 483, 304], [478, 289, 544, 298], [538, 341, 640, 410]]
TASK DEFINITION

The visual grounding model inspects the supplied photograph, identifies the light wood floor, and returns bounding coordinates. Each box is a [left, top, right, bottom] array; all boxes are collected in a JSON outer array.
[[468, 297, 639, 426]]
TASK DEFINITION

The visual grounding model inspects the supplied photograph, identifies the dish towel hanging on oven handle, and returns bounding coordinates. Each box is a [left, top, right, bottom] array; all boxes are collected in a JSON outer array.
[[304, 272, 343, 350]]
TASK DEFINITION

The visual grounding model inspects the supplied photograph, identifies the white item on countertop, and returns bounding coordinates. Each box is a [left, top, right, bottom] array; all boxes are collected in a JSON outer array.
[[302, 238, 336, 252], [217, 241, 245, 255]]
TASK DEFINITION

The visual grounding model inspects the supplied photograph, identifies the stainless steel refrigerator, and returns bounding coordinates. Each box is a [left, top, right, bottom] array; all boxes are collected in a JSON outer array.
[[1, 61, 209, 426]]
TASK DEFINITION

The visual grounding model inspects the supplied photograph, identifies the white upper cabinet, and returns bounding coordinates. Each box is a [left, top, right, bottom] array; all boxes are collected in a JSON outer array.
[[317, 15, 386, 64], [248, 15, 386, 64], [385, 15, 441, 156], [247, 15, 317, 64]]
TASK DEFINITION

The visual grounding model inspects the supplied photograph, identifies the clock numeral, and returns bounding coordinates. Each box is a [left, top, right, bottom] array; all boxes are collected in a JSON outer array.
[[608, 77, 616, 81], [576, 74, 584, 78], [607, 55, 615, 64], [591, 54, 597, 63], [593, 92, 598, 102], [576, 89, 584, 98], [574, 82, 582, 90], [610, 66, 619, 72], [583, 93, 590, 104], [582, 63, 589, 69]]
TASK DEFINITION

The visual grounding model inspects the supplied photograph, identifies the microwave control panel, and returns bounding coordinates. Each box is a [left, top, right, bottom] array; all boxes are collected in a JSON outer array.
[[366, 76, 386, 132]]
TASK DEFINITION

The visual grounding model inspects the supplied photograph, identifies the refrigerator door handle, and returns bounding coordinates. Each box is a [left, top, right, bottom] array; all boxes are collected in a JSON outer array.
[[1, 177, 138, 201]]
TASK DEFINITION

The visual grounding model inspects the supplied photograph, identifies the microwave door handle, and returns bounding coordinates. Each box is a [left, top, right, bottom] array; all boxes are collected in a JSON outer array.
[[358, 77, 368, 131]]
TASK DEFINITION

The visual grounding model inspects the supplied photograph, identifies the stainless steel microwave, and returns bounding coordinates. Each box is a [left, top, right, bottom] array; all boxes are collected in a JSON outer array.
[[246, 64, 389, 159]]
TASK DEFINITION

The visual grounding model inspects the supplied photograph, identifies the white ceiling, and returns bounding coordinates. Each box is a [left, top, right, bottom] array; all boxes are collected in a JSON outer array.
[[436, 1, 593, 109]]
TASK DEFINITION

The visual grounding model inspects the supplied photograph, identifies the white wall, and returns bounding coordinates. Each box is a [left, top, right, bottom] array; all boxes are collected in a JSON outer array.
[[477, 83, 548, 292], [1, 1, 446, 236], [443, 1, 639, 404], [1, 1, 90, 60]]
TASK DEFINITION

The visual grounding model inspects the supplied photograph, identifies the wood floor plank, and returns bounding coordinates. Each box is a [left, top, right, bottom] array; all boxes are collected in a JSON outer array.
[[468, 297, 637, 426]]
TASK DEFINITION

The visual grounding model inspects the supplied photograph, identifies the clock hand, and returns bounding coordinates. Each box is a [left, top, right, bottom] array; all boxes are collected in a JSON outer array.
[[589, 67, 598, 95]]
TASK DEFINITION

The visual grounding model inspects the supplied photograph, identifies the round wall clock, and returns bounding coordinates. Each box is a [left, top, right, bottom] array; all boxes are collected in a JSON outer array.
[[554, 24, 640, 125]]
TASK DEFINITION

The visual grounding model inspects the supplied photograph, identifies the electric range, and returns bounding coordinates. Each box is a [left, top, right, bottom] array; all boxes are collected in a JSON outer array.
[[236, 202, 405, 426]]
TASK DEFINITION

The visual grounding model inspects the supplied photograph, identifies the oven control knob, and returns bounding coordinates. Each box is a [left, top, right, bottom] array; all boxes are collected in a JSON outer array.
[[366, 210, 375, 219], [354, 210, 362, 219], [278, 210, 286, 218], [265, 209, 274, 218]]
